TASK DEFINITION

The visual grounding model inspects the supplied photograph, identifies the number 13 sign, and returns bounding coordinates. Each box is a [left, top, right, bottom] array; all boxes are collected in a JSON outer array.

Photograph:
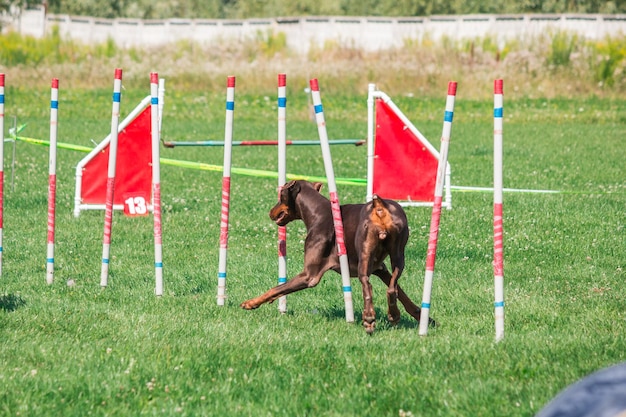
[[123, 192, 150, 217]]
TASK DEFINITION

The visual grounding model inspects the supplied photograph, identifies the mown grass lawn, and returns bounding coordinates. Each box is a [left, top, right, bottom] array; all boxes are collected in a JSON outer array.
[[0, 81, 625, 416]]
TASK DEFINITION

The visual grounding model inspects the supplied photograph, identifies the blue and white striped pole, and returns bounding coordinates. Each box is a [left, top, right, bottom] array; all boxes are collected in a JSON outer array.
[[419, 81, 457, 336], [217, 76, 235, 306], [46, 79, 59, 284], [101, 68, 123, 288], [0, 74, 5, 277], [309, 78, 354, 323], [277, 73, 288, 313], [151, 72, 164, 296], [493, 79, 505, 341]]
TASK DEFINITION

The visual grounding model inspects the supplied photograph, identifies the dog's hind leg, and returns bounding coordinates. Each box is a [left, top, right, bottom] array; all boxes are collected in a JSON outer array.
[[384, 258, 404, 325], [357, 257, 377, 334], [359, 277, 376, 334], [373, 268, 436, 327], [386, 268, 402, 326], [357, 275, 377, 334]]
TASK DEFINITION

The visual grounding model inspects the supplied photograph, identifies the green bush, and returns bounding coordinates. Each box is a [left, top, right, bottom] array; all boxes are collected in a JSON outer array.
[[0, 31, 47, 65], [0, 26, 90, 65], [2, 26, 626, 97], [546, 30, 579, 67], [256, 29, 288, 58], [44, 0, 626, 18], [588, 36, 626, 87]]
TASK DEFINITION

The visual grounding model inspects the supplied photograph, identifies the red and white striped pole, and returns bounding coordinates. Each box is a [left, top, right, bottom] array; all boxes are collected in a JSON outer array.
[[277, 73, 288, 313], [100, 68, 123, 287], [46, 78, 59, 284], [0, 74, 4, 277], [309, 78, 354, 323], [493, 79, 505, 341], [151, 73, 164, 296], [419, 81, 457, 336], [217, 76, 235, 306]]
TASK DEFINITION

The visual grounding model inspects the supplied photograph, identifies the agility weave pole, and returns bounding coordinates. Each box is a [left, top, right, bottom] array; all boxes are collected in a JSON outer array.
[[419, 81, 457, 336], [277, 73, 288, 313], [100, 68, 123, 288], [151, 73, 164, 296], [310, 78, 355, 323], [0, 74, 4, 277], [493, 79, 505, 341], [217, 76, 235, 306], [46, 79, 59, 285]]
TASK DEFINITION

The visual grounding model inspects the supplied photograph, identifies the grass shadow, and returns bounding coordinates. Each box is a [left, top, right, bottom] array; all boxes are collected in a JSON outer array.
[[0, 293, 26, 312], [322, 305, 432, 331]]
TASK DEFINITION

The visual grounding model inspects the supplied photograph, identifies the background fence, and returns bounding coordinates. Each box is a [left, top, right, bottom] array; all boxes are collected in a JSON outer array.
[[7, 6, 626, 51]]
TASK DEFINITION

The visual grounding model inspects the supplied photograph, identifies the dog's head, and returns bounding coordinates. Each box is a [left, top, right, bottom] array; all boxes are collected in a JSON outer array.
[[269, 180, 323, 226]]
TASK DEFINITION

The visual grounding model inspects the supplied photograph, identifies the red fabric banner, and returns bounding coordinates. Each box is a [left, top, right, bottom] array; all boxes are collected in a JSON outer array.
[[80, 105, 152, 208], [373, 98, 438, 202]]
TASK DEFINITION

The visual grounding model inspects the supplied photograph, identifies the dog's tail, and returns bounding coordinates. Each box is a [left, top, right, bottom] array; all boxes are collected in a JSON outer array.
[[371, 195, 393, 239]]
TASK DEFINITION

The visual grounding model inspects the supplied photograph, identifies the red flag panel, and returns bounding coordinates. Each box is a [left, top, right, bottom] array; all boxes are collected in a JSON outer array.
[[80, 104, 152, 207], [373, 98, 439, 202]]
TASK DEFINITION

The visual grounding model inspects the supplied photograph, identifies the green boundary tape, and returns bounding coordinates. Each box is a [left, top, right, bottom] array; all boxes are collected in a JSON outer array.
[[18, 134, 624, 195], [13, 135, 366, 186]]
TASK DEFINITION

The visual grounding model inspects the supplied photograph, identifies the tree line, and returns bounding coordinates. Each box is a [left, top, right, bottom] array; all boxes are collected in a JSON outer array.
[[13, 0, 626, 19]]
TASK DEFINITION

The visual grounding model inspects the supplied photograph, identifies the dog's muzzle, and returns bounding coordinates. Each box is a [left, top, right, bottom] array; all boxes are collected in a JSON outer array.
[[269, 204, 289, 226]]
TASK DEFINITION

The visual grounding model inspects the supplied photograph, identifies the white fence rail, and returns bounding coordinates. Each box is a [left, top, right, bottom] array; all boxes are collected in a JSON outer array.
[[6, 7, 626, 52]]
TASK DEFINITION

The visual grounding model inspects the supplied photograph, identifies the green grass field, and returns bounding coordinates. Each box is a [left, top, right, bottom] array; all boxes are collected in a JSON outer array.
[[0, 80, 625, 416]]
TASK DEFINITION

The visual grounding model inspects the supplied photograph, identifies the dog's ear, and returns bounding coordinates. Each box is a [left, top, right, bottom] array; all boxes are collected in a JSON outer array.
[[312, 182, 323, 192], [281, 180, 300, 200]]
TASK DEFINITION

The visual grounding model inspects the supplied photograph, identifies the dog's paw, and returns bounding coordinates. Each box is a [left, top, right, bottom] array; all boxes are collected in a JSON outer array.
[[240, 300, 259, 310], [363, 317, 376, 334], [387, 313, 401, 326]]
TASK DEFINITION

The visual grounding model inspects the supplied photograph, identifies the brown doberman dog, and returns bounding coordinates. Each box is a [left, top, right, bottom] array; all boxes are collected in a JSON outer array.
[[240, 180, 434, 333]]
